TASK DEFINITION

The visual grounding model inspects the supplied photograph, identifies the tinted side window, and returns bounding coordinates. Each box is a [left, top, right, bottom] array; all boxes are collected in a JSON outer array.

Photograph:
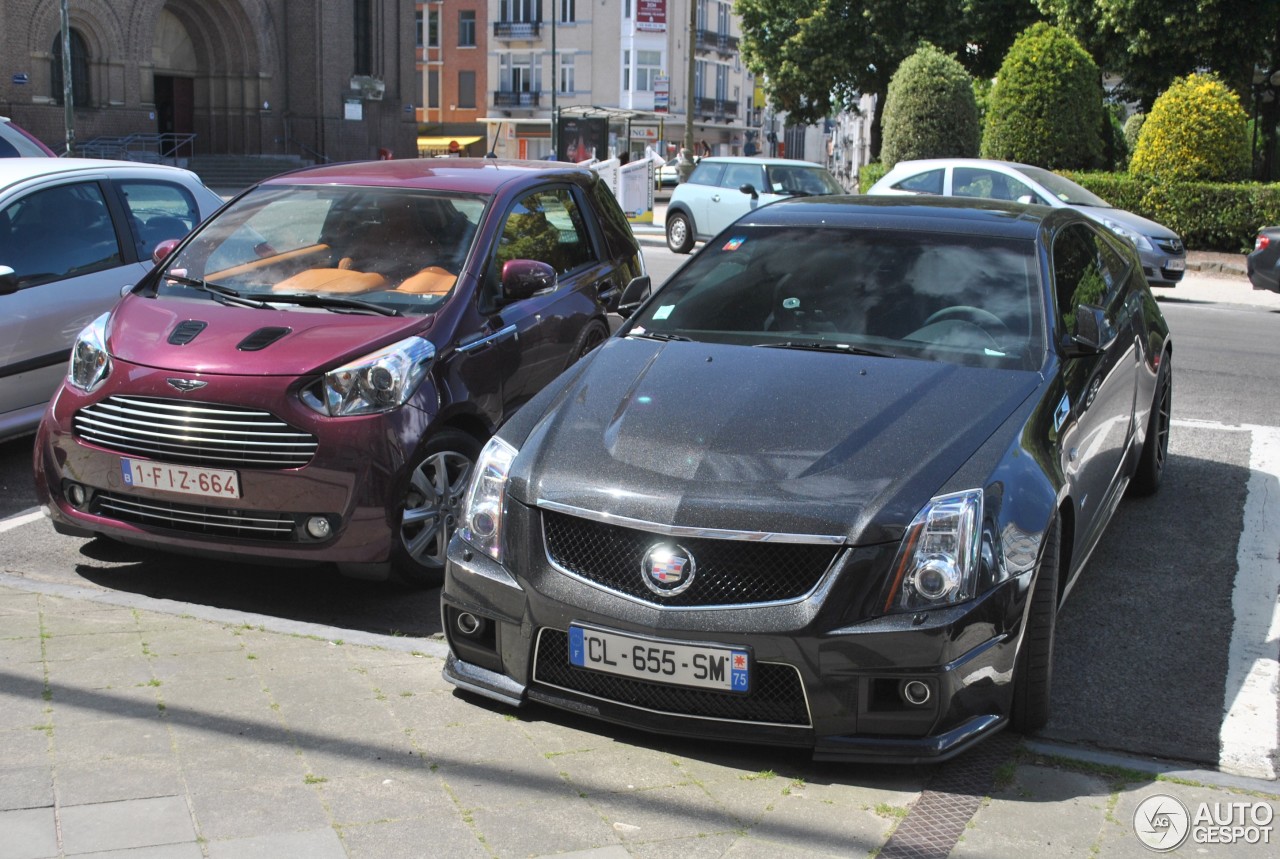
[[1052, 223, 1129, 332], [118, 180, 202, 259], [720, 163, 764, 190], [0, 181, 122, 287], [495, 187, 597, 276], [892, 169, 943, 194], [954, 167, 1037, 203], [687, 162, 725, 186]]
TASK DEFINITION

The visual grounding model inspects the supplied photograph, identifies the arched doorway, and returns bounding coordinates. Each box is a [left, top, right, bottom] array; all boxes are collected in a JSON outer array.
[[151, 10, 197, 154]]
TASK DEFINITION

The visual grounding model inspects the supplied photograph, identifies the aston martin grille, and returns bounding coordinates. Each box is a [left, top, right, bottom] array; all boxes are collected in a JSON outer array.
[[91, 492, 297, 540], [541, 509, 841, 607], [74, 396, 317, 469], [533, 628, 811, 727]]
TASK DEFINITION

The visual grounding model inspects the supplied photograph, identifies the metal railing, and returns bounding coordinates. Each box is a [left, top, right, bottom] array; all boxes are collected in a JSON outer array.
[[493, 90, 541, 108], [76, 132, 196, 164], [494, 21, 540, 39]]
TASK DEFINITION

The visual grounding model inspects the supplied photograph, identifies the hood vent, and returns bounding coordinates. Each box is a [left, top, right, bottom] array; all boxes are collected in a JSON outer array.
[[237, 327, 292, 352], [168, 320, 207, 345]]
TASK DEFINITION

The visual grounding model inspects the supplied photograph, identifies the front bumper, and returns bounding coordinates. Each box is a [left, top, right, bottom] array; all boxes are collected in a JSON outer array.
[[1141, 247, 1186, 285], [34, 361, 435, 573], [440, 501, 1029, 764]]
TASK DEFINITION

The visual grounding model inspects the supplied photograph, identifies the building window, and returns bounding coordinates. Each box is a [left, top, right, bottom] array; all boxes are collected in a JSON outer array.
[[415, 10, 424, 48], [428, 70, 439, 109], [560, 0, 575, 22], [353, 0, 372, 74], [635, 50, 662, 91], [459, 11, 476, 46], [718, 1, 731, 35], [50, 30, 90, 107], [458, 71, 476, 108], [501, 0, 540, 23], [695, 60, 706, 99], [559, 54, 574, 94], [428, 9, 440, 48]]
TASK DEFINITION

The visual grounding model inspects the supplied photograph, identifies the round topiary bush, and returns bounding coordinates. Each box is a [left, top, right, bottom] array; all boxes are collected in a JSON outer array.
[[1130, 73, 1250, 182], [1123, 112, 1146, 156], [880, 44, 979, 169], [981, 22, 1102, 169]]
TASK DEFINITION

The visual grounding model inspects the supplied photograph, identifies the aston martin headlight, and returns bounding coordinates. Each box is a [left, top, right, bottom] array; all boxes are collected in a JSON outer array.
[[888, 489, 984, 612], [301, 336, 434, 416], [458, 436, 518, 563], [1099, 217, 1153, 251], [68, 312, 112, 393]]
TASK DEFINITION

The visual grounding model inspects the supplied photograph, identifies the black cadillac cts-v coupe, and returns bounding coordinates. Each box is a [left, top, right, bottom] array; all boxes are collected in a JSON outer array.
[[440, 196, 1172, 763]]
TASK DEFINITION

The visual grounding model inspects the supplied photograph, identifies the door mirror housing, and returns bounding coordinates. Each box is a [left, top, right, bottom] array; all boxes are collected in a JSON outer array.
[[501, 259, 557, 303], [616, 275, 652, 319], [152, 238, 182, 265], [1062, 304, 1113, 357], [0, 265, 17, 295], [739, 183, 759, 199]]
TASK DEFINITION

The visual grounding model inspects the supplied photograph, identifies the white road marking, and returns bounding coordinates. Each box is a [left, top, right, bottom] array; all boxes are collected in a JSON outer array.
[[0, 508, 43, 533], [1177, 420, 1280, 779]]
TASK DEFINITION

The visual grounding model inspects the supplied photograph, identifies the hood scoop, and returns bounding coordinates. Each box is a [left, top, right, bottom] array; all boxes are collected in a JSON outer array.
[[237, 326, 292, 352], [167, 320, 207, 345]]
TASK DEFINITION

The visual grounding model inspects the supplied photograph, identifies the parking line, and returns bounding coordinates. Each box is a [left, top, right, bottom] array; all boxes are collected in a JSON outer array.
[[1177, 420, 1280, 779], [0, 508, 43, 533]]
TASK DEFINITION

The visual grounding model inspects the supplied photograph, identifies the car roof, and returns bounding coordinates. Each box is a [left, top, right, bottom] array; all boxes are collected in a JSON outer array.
[[260, 158, 600, 194], [731, 194, 1058, 240], [886, 158, 1037, 174], [0, 156, 206, 194], [696, 156, 827, 168]]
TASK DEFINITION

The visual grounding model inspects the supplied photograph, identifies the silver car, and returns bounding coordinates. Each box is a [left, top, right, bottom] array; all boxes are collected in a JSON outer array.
[[0, 158, 223, 441], [868, 158, 1186, 286], [665, 156, 844, 254]]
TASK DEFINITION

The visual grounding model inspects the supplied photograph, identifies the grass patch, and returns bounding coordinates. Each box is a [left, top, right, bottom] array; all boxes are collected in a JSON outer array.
[[304, 774, 328, 784]]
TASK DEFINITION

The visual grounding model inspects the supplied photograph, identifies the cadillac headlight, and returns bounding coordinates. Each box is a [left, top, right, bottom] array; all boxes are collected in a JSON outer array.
[[458, 436, 518, 563], [1099, 217, 1153, 251], [68, 312, 112, 393], [301, 336, 434, 416], [888, 489, 984, 612]]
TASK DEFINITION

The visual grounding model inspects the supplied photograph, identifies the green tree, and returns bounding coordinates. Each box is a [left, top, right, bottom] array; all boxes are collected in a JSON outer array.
[[737, 0, 1042, 157], [881, 45, 980, 168], [981, 23, 1103, 168], [1130, 73, 1251, 182]]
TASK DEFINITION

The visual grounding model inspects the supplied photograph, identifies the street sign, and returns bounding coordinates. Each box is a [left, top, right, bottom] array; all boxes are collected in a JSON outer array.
[[12, 73, 29, 85]]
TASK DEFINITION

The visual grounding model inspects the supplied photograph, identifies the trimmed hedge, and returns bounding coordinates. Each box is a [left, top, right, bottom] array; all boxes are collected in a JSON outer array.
[[880, 45, 980, 169], [1065, 171, 1280, 253], [858, 161, 887, 194]]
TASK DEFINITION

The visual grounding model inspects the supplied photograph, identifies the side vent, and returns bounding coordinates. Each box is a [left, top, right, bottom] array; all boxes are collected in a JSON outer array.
[[237, 326, 292, 352], [168, 320, 207, 345]]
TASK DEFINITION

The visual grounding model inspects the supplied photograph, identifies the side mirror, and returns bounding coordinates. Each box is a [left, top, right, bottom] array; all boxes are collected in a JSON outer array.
[[0, 265, 17, 295], [616, 275, 652, 319], [152, 238, 181, 265], [1063, 304, 1113, 357], [739, 183, 759, 199], [501, 259, 557, 302]]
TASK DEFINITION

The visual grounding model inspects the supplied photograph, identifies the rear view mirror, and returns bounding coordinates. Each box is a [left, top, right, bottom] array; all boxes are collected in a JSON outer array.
[[501, 259, 557, 302], [616, 275, 652, 319]]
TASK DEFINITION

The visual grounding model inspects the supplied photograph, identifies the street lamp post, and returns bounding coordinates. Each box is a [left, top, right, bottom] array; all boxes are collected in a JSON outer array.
[[678, 0, 697, 182], [60, 0, 74, 155]]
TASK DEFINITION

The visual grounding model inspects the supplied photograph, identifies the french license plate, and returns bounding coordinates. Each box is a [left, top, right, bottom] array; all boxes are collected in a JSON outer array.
[[568, 624, 750, 694], [1165, 257, 1186, 271], [120, 458, 241, 499]]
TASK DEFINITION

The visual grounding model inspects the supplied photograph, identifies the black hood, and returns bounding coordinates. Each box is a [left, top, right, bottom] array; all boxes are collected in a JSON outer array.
[[511, 337, 1042, 543]]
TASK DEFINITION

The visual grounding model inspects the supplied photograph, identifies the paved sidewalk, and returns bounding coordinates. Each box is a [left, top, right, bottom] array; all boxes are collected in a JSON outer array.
[[1, 576, 1275, 858]]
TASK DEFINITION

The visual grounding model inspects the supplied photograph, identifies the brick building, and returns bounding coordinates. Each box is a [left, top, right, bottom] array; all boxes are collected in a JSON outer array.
[[0, 0, 420, 163], [415, 0, 488, 157]]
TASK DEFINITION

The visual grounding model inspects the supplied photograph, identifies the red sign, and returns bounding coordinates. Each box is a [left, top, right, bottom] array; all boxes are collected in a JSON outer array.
[[636, 0, 666, 32]]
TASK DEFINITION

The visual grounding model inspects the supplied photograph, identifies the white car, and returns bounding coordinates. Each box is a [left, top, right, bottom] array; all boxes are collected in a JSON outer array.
[[868, 158, 1186, 285], [664, 156, 845, 253], [0, 158, 223, 441]]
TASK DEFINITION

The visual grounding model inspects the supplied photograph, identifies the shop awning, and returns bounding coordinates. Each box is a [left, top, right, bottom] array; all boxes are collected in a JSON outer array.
[[416, 135, 483, 149]]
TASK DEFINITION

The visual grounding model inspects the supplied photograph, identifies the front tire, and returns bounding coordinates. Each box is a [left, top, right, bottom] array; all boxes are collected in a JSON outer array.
[[391, 430, 482, 587], [666, 211, 695, 254], [1130, 354, 1171, 496], [1011, 516, 1061, 734]]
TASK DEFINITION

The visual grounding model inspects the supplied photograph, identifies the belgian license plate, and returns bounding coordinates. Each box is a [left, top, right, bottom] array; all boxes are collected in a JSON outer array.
[[568, 624, 750, 693], [1165, 257, 1186, 271], [120, 458, 241, 499]]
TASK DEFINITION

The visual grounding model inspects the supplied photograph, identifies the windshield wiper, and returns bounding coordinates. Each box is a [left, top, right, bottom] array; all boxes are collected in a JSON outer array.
[[755, 340, 898, 358], [267, 292, 400, 316], [629, 330, 691, 342], [164, 273, 269, 309]]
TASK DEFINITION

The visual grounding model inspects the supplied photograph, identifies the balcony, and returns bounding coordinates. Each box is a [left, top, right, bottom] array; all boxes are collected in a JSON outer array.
[[494, 21, 541, 39], [695, 29, 740, 55], [493, 90, 542, 108], [693, 97, 739, 121]]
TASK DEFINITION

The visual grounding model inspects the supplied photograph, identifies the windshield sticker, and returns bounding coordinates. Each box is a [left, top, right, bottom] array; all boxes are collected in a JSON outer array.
[[722, 236, 746, 251], [652, 305, 674, 320], [782, 297, 801, 309]]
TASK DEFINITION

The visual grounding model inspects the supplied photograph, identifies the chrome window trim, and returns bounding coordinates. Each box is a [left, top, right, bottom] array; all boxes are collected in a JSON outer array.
[[536, 499, 846, 545], [457, 324, 517, 353], [531, 627, 814, 729]]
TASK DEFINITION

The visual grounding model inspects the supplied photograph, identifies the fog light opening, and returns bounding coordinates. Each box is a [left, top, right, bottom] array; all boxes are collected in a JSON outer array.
[[455, 611, 486, 638], [305, 516, 332, 539], [901, 679, 931, 706], [66, 483, 88, 509]]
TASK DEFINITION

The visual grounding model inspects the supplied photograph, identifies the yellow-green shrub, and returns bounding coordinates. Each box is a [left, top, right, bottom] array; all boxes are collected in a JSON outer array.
[[1130, 73, 1250, 183]]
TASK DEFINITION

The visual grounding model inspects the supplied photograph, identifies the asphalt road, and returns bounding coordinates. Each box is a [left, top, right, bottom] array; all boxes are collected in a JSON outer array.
[[1, 255, 1277, 776]]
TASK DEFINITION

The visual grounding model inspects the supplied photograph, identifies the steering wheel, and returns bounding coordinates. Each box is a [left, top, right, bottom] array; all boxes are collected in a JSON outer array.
[[921, 305, 1012, 340]]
